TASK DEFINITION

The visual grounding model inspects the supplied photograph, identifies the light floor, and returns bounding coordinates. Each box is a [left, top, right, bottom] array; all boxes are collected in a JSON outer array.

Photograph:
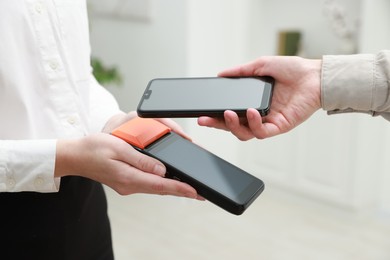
[[105, 187, 390, 260]]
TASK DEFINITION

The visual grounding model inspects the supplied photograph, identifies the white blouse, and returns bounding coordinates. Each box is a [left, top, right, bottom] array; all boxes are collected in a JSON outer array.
[[0, 0, 121, 192]]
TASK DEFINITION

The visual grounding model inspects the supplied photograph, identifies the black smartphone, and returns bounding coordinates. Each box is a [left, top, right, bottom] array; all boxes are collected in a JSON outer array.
[[142, 132, 264, 215], [111, 118, 264, 215], [137, 76, 274, 118]]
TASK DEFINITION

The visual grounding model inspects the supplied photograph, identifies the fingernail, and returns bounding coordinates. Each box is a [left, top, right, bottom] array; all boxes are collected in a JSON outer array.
[[154, 164, 166, 176], [196, 195, 206, 201], [225, 115, 232, 124], [185, 193, 196, 199], [247, 111, 254, 120]]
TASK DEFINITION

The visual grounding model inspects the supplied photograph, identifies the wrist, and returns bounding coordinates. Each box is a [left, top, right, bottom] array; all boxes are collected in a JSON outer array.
[[315, 59, 322, 110], [308, 59, 322, 111], [54, 139, 81, 178]]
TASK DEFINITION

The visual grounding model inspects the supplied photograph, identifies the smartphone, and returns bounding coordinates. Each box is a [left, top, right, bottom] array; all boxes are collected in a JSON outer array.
[[144, 132, 264, 215], [111, 118, 264, 215], [137, 76, 274, 118]]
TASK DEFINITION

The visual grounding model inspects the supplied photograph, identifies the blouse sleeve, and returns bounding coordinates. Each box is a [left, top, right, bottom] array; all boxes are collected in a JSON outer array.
[[87, 75, 124, 133]]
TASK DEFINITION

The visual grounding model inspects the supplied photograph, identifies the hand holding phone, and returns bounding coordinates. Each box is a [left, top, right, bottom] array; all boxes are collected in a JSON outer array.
[[111, 117, 264, 215], [137, 77, 274, 118]]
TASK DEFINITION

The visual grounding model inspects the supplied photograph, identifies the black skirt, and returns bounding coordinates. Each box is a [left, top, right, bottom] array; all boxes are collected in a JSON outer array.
[[0, 176, 114, 260]]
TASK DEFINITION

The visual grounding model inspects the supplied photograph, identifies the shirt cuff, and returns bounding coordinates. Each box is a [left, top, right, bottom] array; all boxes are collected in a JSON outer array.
[[0, 140, 60, 192], [321, 53, 375, 114]]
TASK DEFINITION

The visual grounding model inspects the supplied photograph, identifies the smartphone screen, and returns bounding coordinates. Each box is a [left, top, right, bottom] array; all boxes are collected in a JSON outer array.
[[144, 132, 264, 213], [137, 77, 274, 117]]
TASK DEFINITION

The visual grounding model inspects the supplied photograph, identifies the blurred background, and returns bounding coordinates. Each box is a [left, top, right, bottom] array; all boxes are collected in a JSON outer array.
[[87, 0, 390, 259]]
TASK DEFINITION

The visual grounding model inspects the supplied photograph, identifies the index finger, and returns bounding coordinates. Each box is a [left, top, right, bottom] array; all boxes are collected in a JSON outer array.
[[218, 58, 267, 78], [133, 172, 204, 200], [154, 118, 192, 141], [116, 143, 167, 177]]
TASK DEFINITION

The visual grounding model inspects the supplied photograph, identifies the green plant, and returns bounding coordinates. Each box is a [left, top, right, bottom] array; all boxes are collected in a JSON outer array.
[[91, 57, 122, 86]]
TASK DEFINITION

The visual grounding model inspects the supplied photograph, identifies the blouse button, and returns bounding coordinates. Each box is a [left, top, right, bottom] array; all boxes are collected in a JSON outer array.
[[67, 116, 77, 125], [35, 2, 43, 14], [7, 178, 16, 188], [34, 177, 44, 188], [49, 60, 59, 70]]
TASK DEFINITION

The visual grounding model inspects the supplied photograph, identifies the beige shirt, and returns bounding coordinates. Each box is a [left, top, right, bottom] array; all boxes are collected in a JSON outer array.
[[321, 50, 390, 121]]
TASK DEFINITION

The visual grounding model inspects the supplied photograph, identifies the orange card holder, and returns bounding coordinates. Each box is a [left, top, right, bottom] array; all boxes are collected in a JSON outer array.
[[111, 117, 171, 149]]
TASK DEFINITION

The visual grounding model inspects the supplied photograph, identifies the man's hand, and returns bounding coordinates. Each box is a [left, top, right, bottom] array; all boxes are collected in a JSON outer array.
[[198, 56, 322, 140]]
